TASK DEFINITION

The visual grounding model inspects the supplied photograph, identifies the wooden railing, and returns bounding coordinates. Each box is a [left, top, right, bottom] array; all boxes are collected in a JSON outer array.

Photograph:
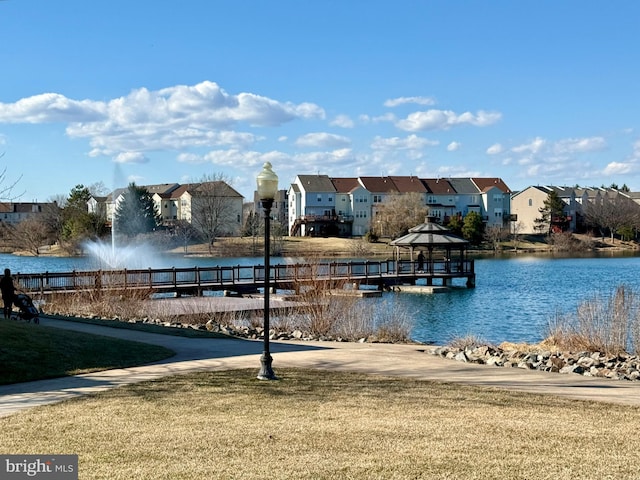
[[13, 259, 475, 295]]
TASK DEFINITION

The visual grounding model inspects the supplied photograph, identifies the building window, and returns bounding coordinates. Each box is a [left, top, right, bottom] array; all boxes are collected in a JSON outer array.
[[528, 199, 533, 207], [317, 195, 322, 202]]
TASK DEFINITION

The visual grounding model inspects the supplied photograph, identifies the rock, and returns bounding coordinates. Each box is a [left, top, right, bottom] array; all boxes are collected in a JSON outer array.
[[577, 357, 596, 369], [486, 356, 504, 367], [454, 351, 468, 362]]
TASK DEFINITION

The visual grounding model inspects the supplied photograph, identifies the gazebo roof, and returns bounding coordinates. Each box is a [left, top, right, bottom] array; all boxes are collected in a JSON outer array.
[[389, 220, 469, 248]]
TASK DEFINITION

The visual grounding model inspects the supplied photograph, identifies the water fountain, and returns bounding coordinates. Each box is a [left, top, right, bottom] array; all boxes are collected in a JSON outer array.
[[84, 238, 156, 270], [84, 185, 159, 270]]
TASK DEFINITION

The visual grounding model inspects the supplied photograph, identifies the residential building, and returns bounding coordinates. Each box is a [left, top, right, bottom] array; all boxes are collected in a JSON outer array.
[[253, 189, 288, 228], [97, 181, 244, 235], [288, 174, 339, 237], [422, 178, 457, 223], [0, 202, 53, 225], [287, 175, 513, 237], [472, 178, 512, 228], [510, 185, 629, 234], [170, 182, 244, 236], [330, 177, 360, 236]]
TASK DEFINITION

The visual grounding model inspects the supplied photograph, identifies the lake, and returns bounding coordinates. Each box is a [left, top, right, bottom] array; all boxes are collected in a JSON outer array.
[[2, 251, 639, 346]]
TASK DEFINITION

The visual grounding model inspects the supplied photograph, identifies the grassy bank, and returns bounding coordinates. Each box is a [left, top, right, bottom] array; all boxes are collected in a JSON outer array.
[[0, 319, 174, 384], [2, 368, 640, 479]]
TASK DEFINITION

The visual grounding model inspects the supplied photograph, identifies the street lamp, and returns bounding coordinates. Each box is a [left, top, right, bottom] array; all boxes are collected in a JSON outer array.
[[256, 161, 278, 380]]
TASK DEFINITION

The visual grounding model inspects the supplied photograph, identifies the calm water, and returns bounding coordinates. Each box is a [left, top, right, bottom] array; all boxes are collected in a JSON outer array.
[[3, 252, 639, 345]]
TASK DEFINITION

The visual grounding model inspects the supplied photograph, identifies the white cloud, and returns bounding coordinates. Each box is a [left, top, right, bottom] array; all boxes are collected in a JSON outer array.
[[114, 152, 149, 164], [330, 114, 354, 128], [177, 152, 206, 164], [293, 149, 355, 169], [371, 113, 397, 123], [512, 137, 546, 154], [295, 132, 352, 149], [384, 96, 437, 108], [447, 141, 461, 152], [371, 134, 438, 151], [203, 149, 290, 168], [603, 161, 638, 175], [395, 109, 501, 132], [486, 143, 503, 155], [553, 136, 606, 154], [436, 165, 481, 177], [0, 93, 106, 123], [0, 81, 325, 163]]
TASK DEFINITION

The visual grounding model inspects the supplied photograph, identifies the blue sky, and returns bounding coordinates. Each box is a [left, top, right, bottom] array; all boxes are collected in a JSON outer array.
[[1, 1, 640, 202]]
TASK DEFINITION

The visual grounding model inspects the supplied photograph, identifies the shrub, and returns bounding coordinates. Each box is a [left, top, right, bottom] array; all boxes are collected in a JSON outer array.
[[545, 285, 639, 354]]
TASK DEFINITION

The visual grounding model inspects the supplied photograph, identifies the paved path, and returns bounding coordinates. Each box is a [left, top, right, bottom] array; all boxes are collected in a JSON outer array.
[[4, 317, 640, 417]]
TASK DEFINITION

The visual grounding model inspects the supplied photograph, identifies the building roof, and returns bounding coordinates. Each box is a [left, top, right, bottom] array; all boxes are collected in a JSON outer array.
[[0, 202, 50, 214], [471, 178, 512, 193], [358, 176, 398, 193], [144, 183, 181, 195], [422, 178, 455, 194], [447, 178, 479, 194], [389, 176, 428, 193], [331, 177, 361, 193], [296, 175, 337, 193]]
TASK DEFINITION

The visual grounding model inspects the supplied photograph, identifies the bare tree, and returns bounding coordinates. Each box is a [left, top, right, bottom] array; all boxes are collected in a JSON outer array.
[[0, 154, 23, 201], [484, 225, 509, 252], [242, 208, 263, 256], [172, 220, 198, 254], [189, 173, 242, 253], [1, 218, 53, 256], [584, 192, 640, 243], [374, 192, 428, 239], [510, 220, 525, 251]]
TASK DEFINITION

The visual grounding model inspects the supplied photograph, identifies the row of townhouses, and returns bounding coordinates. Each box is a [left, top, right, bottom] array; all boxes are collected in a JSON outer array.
[[287, 175, 512, 237], [1, 177, 637, 238], [511, 185, 640, 235]]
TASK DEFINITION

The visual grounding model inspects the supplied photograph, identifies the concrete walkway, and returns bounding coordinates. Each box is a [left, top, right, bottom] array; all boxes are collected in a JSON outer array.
[[4, 317, 640, 417]]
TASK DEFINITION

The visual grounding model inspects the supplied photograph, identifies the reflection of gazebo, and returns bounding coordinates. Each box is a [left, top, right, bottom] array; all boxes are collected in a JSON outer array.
[[389, 219, 475, 287]]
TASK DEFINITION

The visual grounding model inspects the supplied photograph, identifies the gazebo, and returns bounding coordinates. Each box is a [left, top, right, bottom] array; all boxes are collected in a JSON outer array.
[[389, 219, 474, 287]]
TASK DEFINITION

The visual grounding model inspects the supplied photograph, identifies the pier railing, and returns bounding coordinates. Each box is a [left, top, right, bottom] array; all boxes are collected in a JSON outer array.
[[13, 259, 475, 295]]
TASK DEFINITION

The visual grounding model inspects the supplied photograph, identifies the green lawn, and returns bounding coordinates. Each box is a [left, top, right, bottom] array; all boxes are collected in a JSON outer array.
[[0, 319, 175, 384]]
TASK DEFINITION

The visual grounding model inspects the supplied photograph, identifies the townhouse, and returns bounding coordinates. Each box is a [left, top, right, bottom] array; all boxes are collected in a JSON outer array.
[[0, 202, 53, 225], [510, 185, 636, 235], [287, 175, 513, 237]]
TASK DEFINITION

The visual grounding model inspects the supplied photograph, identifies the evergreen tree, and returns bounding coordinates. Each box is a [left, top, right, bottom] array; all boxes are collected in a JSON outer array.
[[446, 215, 463, 236], [461, 211, 484, 245], [61, 185, 106, 247], [114, 183, 161, 237], [534, 190, 566, 234]]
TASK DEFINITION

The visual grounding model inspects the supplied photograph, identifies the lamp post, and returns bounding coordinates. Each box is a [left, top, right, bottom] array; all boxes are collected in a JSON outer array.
[[256, 161, 278, 380]]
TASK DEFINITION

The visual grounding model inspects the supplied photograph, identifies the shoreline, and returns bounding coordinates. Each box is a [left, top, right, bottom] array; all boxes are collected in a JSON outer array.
[[3, 233, 638, 259]]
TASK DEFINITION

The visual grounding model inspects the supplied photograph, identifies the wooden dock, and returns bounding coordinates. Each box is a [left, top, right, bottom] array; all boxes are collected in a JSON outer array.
[[13, 259, 475, 297]]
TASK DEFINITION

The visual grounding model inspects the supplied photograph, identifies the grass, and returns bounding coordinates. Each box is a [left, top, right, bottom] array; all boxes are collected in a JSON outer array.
[[2, 368, 640, 479], [0, 319, 175, 384]]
